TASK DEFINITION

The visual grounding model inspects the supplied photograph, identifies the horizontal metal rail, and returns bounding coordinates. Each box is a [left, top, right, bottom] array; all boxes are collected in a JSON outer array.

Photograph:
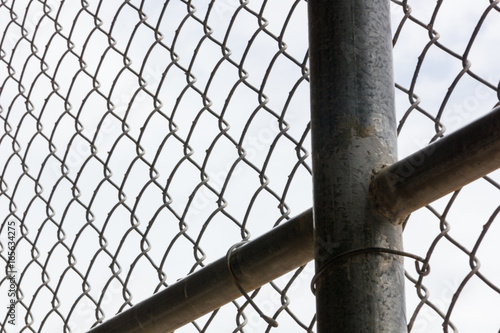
[[86, 209, 314, 333], [87, 106, 500, 333], [371, 106, 500, 223]]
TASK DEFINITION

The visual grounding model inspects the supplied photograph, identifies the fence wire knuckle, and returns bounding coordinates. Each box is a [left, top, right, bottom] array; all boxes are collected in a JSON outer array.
[[391, 0, 500, 330], [1, 0, 313, 331]]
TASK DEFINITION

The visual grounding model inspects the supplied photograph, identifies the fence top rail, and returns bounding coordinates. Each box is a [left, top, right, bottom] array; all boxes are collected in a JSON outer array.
[[372, 106, 500, 223]]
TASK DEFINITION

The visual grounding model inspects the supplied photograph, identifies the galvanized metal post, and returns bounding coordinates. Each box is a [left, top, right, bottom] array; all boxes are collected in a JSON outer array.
[[307, 0, 407, 332]]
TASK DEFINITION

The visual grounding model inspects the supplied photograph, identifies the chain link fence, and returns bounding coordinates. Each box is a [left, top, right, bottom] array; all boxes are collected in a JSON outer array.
[[0, 0, 314, 332], [391, 0, 500, 331], [0, 0, 499, 332]]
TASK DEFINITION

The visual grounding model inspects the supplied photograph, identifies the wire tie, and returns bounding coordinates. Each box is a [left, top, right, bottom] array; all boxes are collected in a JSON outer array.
[[226, 241, 279, 328], [311, 247, 428, 295]]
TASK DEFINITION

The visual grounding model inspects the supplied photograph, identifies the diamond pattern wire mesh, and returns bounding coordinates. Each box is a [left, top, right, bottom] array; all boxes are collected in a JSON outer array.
[[391, 0, 500, 331], [0, 0, 499, 332], [0, 0, 314, 332]]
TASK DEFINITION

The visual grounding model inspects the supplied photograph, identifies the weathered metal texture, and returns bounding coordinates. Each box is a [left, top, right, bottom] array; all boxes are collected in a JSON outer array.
[[85, 209, 314, 333], [372, 106, 500, 224], [307, 0, 407, 332]]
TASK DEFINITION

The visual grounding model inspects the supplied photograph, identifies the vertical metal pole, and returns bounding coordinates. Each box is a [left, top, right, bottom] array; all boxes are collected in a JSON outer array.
[[307, 0, 407, 332]]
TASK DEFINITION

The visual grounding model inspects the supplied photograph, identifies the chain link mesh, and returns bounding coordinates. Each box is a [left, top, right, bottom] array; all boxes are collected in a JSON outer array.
[[391, 0, 500, 331], [1, 0, 500, 332], [0, 0, 313, 332]]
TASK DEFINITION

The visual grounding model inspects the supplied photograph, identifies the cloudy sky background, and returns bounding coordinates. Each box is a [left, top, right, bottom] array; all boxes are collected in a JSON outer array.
[[1, 0, 499, 332]]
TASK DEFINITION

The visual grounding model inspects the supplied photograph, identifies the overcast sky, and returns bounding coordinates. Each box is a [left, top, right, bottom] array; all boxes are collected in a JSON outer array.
[[1, 0, 499, 332]]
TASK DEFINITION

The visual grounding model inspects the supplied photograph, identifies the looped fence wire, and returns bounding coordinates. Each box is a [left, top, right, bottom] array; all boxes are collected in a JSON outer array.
[[0, 0, 314, 332], [1, 0, 500, 332], [391, 0, 500, 331], [226, 241, 279, 328]]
